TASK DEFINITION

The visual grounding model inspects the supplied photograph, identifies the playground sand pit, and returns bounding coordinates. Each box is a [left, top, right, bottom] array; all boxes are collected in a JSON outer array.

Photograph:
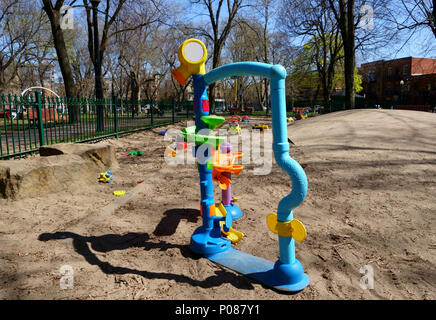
[[0, 109, 435, 300]]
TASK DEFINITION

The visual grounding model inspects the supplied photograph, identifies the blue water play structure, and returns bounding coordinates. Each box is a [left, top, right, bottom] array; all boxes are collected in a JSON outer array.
[[171, 39, 309, 292]]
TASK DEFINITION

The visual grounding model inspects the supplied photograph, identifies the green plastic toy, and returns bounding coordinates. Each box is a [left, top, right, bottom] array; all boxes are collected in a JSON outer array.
[[128, 151, 143, 156]]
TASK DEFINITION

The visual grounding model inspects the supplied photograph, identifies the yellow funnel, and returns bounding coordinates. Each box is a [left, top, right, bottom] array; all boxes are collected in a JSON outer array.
[[171, 39, 207, 86]]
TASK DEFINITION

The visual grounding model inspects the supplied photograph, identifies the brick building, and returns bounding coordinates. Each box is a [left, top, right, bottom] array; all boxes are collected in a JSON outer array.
[[359, 57, 436, 109]]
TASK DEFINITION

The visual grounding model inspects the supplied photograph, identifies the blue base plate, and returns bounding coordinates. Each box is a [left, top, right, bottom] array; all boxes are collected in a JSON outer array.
[[207, 248, 309, 292]]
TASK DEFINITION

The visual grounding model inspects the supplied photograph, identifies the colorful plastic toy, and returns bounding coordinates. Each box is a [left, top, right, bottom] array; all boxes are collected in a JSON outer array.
[[177, 142, 188, 150], [252, 124, 269, 131], [99, 170, 113, 183], [295, 112, 308, 120], [212, 141, 244, 243], [165, 144, 177, 157], [171, 38, 309, 293], [113, 190, 126, 197], [159, 129, 168, 135], [228, 115, 241, 135], [165, 141, 188, 158], [128, 150, 143, 156], [242, 115, 249, 122]]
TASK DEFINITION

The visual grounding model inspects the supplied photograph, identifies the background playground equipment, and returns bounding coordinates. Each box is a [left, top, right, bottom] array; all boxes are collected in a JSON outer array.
[[99, 170, 113, 183], [252, 124, 269, 131], [113, 190, 126, 197], [295, 112, 308, 120], [165, 142, 188, 157], [242, 115, 249, 122], [165, 144, 177, 157], [27, 106, 67, 124], [165, 139, 188, 158], [172, 39, 309, 292], [227, 115, 242, 135], [128, 150, 143, 156]]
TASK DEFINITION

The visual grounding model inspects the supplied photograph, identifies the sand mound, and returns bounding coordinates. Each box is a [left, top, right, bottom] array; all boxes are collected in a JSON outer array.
[[0, 143, 117, 199]]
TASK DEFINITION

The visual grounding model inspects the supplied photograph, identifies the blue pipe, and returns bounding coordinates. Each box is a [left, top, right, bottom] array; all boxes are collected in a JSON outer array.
[[203, 62, 308, 265], [190, 75, 231, 256]]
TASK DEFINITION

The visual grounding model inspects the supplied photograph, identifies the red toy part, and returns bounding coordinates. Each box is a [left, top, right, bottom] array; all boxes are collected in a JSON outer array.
[[202, 100, 209, 112], [176, 142, 188, 150], [230, 114, 241, 124]]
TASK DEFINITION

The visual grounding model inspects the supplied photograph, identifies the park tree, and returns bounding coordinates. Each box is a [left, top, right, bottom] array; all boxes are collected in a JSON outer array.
[[325, 0, 394, 109], [395, 0, 436, 39], [225, 0, 281, 112], [159, 26, 196, 102], [42, 0, 167, 99], [288, 48, 322, 107], [326, 0, 358, 110], [0, 1, 46, 93], [280, 0, 345, 111], [66, 25, 95, 98], [304, 34, 345, 111], [227, 19, 265, 110], [81, 0, 165, 100], [108, 1, 183, 105], [189, 0, 249, 112], [41, 0, 77, 99]]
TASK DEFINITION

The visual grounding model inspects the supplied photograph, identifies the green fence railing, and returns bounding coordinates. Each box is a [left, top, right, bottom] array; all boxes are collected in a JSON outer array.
[[0, 92, 194, 160]]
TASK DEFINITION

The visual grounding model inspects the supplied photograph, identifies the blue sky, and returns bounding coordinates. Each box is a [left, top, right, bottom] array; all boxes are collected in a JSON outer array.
[[68, 0, 435, 66], [181, 0, 435, 65]]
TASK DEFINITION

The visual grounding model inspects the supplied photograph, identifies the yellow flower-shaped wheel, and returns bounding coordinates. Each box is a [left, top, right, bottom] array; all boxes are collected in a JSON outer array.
[[266, 213, 307, 242], [290, 219, 307, 242]]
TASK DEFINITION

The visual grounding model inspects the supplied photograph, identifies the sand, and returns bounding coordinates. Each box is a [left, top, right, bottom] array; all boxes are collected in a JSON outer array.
[[0, 109, 435, 300]]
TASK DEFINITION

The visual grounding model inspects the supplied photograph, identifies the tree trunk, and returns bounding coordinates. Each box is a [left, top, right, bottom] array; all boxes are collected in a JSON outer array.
[[209, 48, 222, 113], [130, 72, 139, 116], [42, 1, 79, 123], [208, 82, 216, 113], [42, 2, 76, 98], [328, 0, 356, 110], [343, 41, 355, 109], [343, 0, 355, 109]]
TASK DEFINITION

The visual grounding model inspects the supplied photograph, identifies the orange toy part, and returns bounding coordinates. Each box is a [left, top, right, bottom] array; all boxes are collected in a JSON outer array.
[[200, 204, 218, 216], [212, 169, 232, 190], [209, 204, 216, 216], [171, 69, 187, 86], [213, 164, 243, 175], [212, 151, 243, 174]]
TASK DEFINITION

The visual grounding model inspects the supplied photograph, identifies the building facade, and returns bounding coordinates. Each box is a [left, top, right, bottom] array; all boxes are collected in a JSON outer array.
[[359, 57, 436, 108]]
